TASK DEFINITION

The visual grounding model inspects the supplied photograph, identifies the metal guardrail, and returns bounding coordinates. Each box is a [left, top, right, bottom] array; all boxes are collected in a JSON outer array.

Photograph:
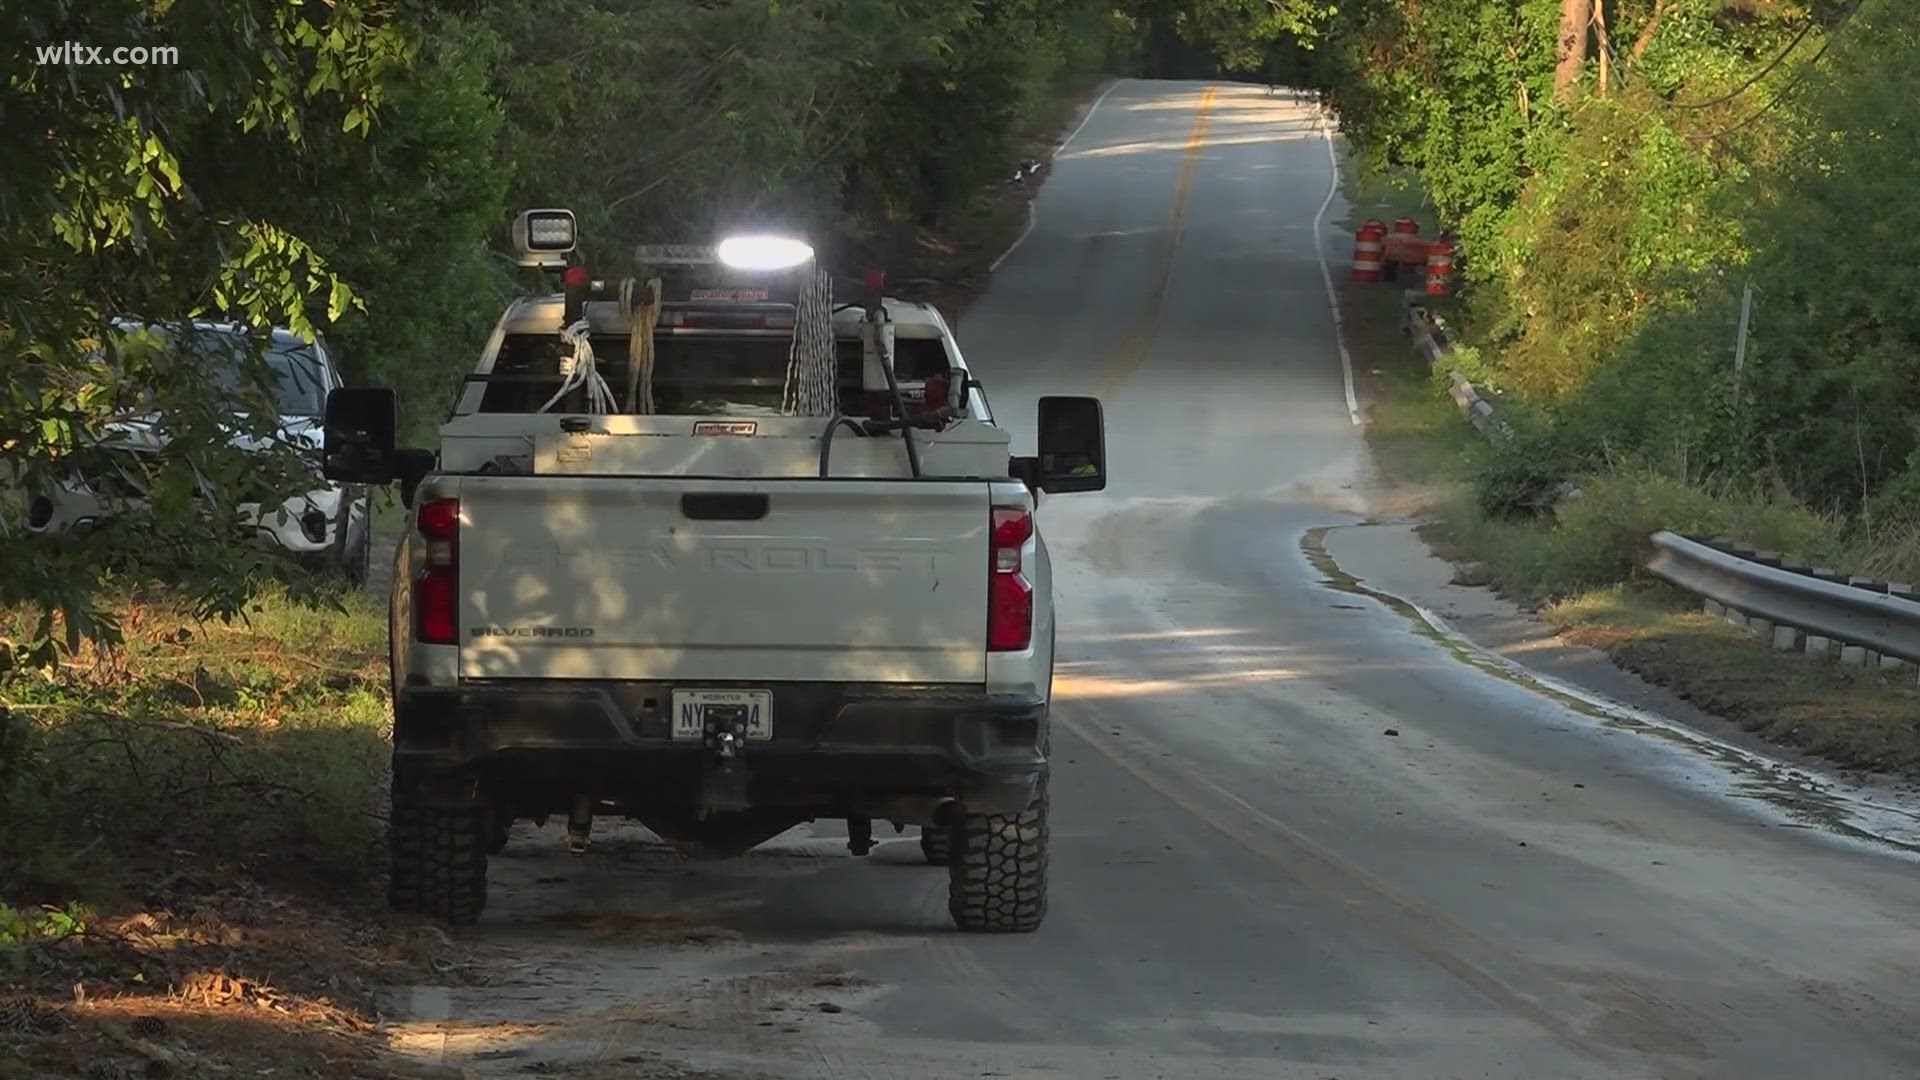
[[1646, 533, 1920, 670], [1403, 293, 1509, 441]]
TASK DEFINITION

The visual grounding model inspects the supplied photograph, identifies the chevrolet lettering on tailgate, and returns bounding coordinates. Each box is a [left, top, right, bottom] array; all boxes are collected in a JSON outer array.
[[499, 542, 944, 575]]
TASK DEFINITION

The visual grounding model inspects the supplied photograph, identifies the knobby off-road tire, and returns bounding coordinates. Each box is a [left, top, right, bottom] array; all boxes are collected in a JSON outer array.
[[947, 785, 1048, 933], [486, 810, 513, 855], [388, 789, 489, 925], [329, 491, 372, 588], [340, 521, 371, 587], [919, 824, 951, 866]]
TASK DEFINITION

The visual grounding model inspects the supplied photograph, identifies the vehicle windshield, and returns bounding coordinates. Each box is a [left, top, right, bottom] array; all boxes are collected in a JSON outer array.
[[207, 340, 327, 416], [122, 328, 330, 416]]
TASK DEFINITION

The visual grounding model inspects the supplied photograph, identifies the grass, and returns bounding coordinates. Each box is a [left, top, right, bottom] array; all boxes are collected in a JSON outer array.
[[0, 584, 464, 1079], [1545, 587, 1920, 776], [0, 585, 392, 902], [1434, 470, 1855, 602], [1343, 164, 1920, 781]]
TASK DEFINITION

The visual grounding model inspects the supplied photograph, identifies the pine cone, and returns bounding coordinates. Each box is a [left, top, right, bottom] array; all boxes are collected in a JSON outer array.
[[0, 995, 65, 1034]]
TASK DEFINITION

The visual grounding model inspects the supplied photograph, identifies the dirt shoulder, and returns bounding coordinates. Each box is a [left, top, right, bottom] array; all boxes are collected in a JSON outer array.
[[3, 859, 482, 1080], [0, 587, 487, 1078]]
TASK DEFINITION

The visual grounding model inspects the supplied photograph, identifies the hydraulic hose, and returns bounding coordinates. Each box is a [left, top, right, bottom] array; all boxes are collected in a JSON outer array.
[[818, 415, 866, 478], [867, 308, 923, 479]]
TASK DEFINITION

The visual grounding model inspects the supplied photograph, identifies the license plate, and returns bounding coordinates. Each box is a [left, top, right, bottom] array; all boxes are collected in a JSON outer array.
[[671, 689, 773, 742]]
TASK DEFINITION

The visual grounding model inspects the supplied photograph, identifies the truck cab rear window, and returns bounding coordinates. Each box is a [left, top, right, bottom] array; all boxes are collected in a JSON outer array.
[[477, 333, 953, 415]]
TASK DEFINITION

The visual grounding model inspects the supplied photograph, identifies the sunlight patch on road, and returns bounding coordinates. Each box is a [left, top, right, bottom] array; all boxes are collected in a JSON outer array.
[[1054, 665, 1303, 700], [1094, 85, 1218, 403]]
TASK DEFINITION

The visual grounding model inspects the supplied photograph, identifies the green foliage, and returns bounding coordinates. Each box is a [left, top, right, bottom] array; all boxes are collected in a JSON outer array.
[[473, 0, 1124, 260], [1, 1, 417, 649], [1498, 1, 1918, 522], [3, 0, 1132, 649], [1446, 468, 1847, 602], [1481, 94, 1748, 400], [1473, 412, 1582, 520], [1166, 0, 1331, 73], [1234, 0, 1916, 540], [0, 903, 90, 957]]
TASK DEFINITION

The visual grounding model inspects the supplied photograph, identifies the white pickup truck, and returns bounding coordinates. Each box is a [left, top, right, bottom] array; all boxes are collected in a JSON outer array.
[[324, 213, 1106, 932]]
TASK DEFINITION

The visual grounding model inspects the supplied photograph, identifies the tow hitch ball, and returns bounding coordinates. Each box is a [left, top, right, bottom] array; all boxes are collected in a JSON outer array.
[[703, 708, 749, 763]]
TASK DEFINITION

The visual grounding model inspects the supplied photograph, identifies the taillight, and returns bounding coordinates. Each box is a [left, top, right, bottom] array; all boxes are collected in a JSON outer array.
[[415, 497, 459, 645], [988, 505, 1034, 651]]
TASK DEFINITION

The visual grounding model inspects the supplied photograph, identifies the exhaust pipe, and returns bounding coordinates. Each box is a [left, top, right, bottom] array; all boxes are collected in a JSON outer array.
[[847, 817, 874, 857], [566, 794, 593, 854]]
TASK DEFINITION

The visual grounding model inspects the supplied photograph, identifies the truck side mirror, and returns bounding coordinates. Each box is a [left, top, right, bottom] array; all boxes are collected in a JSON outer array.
[[1034, 395, 1106, 494], [394, 448, 436, 508], [322, 387, 398, 485]]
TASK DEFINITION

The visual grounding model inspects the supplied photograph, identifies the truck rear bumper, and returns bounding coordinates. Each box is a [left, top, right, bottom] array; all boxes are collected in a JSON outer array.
[[394, 680, 1047, 816]]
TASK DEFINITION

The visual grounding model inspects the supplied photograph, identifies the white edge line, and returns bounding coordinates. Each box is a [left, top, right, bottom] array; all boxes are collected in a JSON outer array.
[[1310, 104, 1364, 427], [989, 80, 1124, 273]]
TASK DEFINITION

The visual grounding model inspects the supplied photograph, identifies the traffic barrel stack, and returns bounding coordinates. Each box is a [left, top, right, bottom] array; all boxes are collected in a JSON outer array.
[[1383, 219, 1424, 282], [1426, 236, 1456, 296]]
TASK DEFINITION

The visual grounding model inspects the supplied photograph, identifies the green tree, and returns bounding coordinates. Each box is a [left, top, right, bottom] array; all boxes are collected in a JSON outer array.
[[1, 0, 415, 648]]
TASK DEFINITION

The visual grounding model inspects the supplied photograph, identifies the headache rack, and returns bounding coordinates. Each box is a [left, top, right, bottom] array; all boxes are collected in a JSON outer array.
[[525, 242, 840, 417], [482, 218, 962, 479]]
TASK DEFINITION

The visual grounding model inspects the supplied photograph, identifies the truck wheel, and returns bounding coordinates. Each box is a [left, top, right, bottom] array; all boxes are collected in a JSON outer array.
[[919, 824, 951, 866], [947, 786, 1048, 933], [388, 788, 489, 925], [335, 495, 372, 587]]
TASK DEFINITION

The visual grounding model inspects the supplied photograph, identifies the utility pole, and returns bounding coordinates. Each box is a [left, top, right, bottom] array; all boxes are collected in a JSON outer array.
[[1734, 281, 1753, 375]]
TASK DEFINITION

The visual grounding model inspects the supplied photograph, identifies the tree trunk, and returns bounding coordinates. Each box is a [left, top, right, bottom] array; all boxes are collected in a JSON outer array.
[[1630, 0, 1668, 62], [1554, 0, 1593, 101]]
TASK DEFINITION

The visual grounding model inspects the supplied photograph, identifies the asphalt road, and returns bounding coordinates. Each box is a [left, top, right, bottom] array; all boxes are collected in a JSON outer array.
[[391, 80, 1920, 1080]]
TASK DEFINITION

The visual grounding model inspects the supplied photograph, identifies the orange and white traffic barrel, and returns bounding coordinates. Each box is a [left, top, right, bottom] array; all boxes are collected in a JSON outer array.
[[1426, 236, 1456, 295], [1351, 223, 1385, 283]]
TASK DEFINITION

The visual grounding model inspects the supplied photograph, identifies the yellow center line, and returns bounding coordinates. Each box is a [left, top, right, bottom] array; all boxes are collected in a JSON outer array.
[[1094, 85, 1217, 402]]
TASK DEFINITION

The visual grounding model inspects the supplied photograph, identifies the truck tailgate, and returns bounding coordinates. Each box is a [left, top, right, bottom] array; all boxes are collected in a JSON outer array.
[[457, 476, 992, 683]]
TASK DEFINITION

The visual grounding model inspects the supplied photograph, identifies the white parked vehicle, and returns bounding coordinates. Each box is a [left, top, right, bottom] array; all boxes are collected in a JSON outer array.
[[26, 320, 374, 583], [326, 211, 1108, 931]]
